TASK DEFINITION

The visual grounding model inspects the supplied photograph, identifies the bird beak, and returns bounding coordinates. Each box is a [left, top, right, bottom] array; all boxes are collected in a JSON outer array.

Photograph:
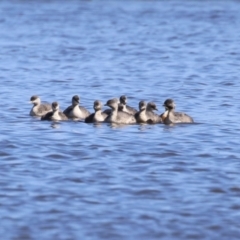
[[155, 108, 158, 111]]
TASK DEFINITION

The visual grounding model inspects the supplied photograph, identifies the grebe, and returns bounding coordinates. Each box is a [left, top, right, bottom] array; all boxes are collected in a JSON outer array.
[[161, 99, 194, 124], [104, 98, 136, 124], [119, 95, 137, 115], [41, 102, 68, 121], [29, 95, 51, 117], [135, 101, 162, 123], [85, 100, 108, 123], [63, 95, 90, 120]]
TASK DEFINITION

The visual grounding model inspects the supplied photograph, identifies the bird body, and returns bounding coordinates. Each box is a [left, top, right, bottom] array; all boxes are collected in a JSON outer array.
[[63, 95, 90, 120], [30, 95, 51, 117], [161, 99, 194, 124], [41, 102, 68, 121], [119, 95, 137, 115], [136, 101, 162, 124], [85, 100, 108, 123], [105, 98, 136, 124]]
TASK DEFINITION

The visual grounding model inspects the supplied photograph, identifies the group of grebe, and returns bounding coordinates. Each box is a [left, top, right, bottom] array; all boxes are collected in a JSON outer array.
[[30, 95, 194, 125]]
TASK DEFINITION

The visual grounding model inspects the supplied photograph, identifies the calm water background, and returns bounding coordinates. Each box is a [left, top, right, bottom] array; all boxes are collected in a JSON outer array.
[[1, 0, 240, 239]]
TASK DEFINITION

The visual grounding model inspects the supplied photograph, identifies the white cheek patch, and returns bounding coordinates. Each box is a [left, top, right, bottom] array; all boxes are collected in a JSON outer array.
[[162, 110, 169, 120]]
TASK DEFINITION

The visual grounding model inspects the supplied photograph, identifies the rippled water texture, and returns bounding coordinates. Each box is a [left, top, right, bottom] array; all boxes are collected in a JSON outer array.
[[1, 0, 240, 239]]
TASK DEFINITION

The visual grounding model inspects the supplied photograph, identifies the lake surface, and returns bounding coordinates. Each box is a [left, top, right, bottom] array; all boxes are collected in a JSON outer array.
[[1, 0, 240, 239]]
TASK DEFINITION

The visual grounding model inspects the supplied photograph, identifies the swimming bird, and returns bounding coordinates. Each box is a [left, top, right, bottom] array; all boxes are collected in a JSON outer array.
[[135, 101, 147, 123], [63, 95, 90, 120], [103, 95, 137, 115], [119, 95, 137, 115], [104, 98, 136, 124], [41, 102, 68, 121], [29, 95, 52, 117], [118, 103, 127, 112], [135, 101, 162, 124], [146, 102, 162, 123], [85, 100, 109, 123], [161, 99, 194, 124]]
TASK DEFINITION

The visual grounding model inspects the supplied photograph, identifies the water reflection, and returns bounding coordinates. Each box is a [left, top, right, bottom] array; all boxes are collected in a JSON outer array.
[[51, 122, 61, 129]]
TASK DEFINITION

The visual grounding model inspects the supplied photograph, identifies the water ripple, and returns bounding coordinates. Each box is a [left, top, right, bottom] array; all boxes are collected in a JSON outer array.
[[0, 0, 240, 239]]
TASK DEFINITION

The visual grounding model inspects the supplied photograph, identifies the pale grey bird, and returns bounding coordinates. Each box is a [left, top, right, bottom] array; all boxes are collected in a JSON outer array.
[[161, 99, 194, 124], [85, 100, 109, 123], [104, 98, 136, 124], [135, 101, 162, 124], [29, 95, 51, 117], [146, 102, 162, 124], [119, 95, 137, 115], [41, 102, 68, 121], [63, 95, 90, 120], [103, 95, 137, 115]]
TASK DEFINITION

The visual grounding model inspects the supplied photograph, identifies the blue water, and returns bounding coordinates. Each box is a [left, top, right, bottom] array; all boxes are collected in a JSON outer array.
[[1, 0, 240, 239]]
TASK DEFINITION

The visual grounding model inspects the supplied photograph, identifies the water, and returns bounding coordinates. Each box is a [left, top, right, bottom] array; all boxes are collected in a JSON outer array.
[[1, 0, 240, 239]]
